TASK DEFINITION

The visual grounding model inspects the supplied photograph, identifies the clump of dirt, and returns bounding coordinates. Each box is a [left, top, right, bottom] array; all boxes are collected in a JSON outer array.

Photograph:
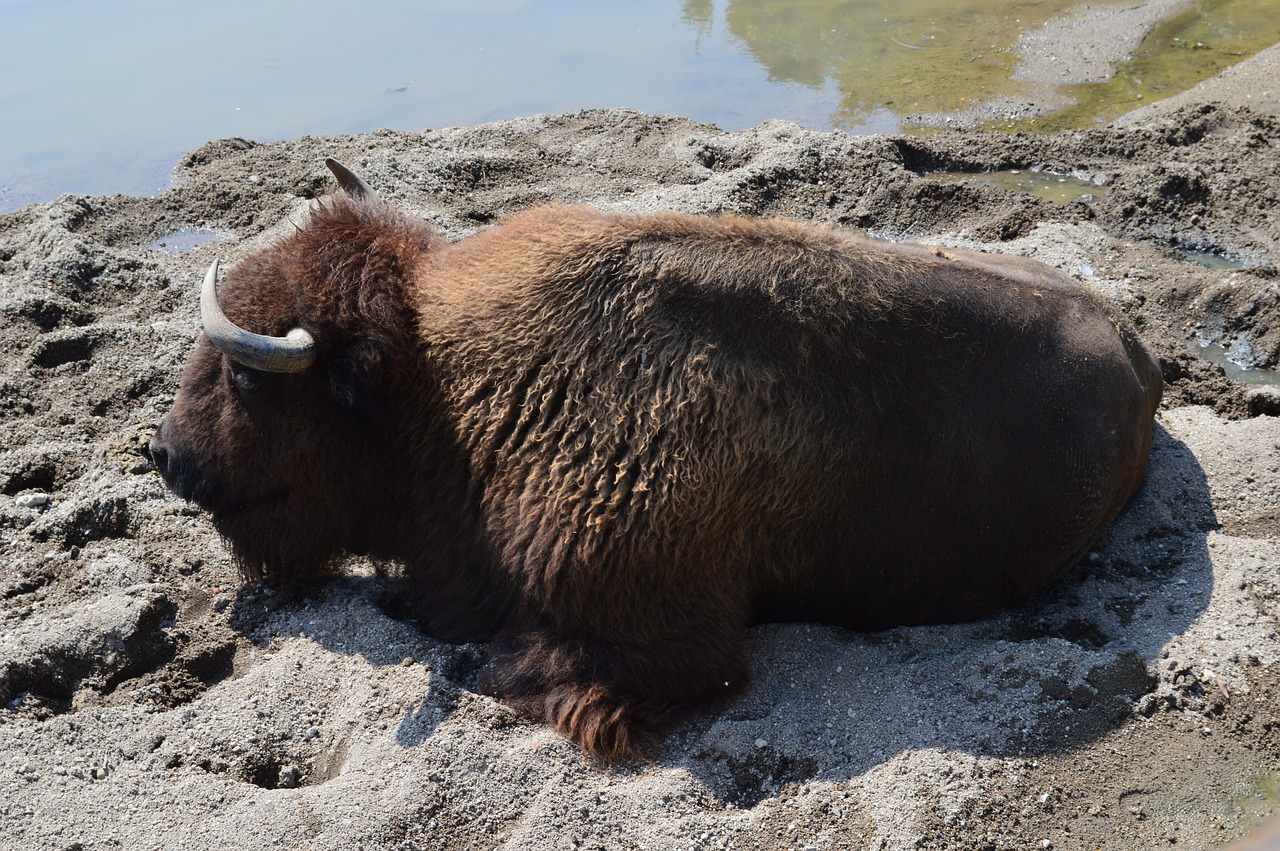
[[2, 102, 1279, 850]]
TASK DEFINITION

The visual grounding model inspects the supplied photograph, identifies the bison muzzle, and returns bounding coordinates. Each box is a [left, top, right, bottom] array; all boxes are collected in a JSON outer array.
[[151, 158, 1163, 760]]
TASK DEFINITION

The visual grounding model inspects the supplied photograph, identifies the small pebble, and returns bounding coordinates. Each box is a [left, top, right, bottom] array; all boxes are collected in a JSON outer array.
[[15, 493, 48, 508], [277, 764, 302, 788], [755, 738, 769, 749]]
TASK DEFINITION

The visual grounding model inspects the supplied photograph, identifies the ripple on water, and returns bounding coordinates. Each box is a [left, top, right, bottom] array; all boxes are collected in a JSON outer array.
[[887, 23, 948, 52]]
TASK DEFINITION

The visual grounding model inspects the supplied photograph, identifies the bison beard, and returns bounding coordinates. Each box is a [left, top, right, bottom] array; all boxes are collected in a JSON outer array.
[[151, 160, 1163, 761]]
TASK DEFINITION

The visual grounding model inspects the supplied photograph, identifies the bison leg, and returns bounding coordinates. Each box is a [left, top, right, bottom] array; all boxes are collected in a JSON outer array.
[[482, 622, 746, 761]]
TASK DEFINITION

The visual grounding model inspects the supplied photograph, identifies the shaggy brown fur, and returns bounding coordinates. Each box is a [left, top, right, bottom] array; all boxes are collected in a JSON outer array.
[[153, 180, 1162, 761]]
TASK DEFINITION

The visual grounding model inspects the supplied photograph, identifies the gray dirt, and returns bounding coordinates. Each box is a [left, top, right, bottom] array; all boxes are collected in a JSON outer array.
[[3, 49, 1280, 851]]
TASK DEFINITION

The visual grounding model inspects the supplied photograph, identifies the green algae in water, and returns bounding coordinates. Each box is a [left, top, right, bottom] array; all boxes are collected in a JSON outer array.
[[1226, 765, 1280, 840], [725, 0, 1279, 134], [718, 0, 1087, 125], [927, 169, 1109, 203], [1015, 0, 1280, 132], [1184, 249, 1247, 270]]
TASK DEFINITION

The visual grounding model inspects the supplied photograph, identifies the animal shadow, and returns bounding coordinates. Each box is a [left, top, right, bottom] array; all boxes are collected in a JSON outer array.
[[673, 422, 1218, 806]]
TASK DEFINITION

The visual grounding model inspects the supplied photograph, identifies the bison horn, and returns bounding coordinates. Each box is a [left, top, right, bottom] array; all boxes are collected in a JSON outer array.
[[324, 157, 381, 202], [200, 259, 317, 373]]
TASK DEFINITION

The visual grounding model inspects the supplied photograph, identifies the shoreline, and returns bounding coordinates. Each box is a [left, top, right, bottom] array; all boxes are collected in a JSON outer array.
[[2, 12, 1280, 851], [907, 0, 1276, 129], [2, 0, 1276, 214]]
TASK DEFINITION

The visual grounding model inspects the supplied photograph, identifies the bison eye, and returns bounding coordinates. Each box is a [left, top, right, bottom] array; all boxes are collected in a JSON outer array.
[[231, 365, 266, 400], [226, 363, 282, 417]]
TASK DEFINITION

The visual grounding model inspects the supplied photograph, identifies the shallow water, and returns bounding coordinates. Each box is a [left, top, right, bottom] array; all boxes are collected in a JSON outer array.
[[0, 0, 1276, 210], [1184, 249, 1247, 270], [1195, 342, 1280, 385], [1015, 0, 1280, 131], [927, 169, 1109, 204], [144, 228, 233, 255], [1226, 766, 1280, 836]]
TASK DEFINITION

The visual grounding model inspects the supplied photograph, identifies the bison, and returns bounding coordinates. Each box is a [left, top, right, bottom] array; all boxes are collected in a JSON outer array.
[[150, 158, 1162, 760]]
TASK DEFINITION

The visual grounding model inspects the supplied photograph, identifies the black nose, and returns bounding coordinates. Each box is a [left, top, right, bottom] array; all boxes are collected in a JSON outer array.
[[149, 436, 172, 479]]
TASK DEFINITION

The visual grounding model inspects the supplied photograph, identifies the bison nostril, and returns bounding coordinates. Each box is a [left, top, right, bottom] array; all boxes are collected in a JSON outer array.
[[149, 440, 171, 477]]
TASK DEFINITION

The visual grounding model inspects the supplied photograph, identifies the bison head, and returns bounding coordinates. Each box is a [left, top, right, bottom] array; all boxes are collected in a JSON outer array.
[[150, 160, 443, 583]]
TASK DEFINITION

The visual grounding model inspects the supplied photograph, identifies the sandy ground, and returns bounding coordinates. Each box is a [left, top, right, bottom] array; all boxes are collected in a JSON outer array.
[[3, 3, 1280, 850]]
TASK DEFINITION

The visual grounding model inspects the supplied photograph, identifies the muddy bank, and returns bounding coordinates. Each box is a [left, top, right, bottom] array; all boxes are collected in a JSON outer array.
[[3, 94, 1280, 851]]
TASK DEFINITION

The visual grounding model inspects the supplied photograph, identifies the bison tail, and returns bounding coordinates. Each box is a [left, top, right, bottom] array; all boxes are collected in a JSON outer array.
[[512, 682, 677, 763], [480, 624, 746, 762]]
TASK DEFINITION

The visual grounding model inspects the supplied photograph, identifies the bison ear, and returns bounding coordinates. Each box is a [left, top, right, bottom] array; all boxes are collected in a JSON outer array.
[[328, 339, 389, 414]]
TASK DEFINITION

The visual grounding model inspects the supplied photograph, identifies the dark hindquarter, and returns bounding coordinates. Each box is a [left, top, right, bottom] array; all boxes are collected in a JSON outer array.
[[749, 343, 1155, 630]]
